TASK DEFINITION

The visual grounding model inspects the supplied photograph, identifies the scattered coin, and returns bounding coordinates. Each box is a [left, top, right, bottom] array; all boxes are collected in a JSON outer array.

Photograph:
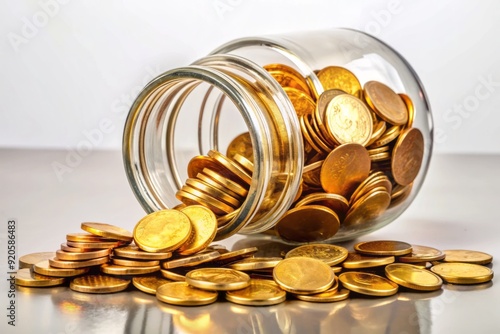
[[430, 263, 494, 284], [185, 268, 251, 291], [225, 279, 286, 306], [156, 282, 218, 306], [442, 250, 493, 265], [70, 274, 130, 293], [385, 263, 443, 291], [339, 272, 398, 297]]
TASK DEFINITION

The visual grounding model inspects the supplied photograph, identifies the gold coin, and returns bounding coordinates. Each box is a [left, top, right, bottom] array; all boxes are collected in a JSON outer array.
[[354, 240, 412, 256], [201, 168, 249, 197], [81, 222, 133, 242], [187, 155, 227, 179], [314, 89, 347, 143], [320, 143, 371, 198], [186, 268, 251, 291], [177, 205, 218, 256], [317, 66, 361, 97], [274, 205, 340, 243], [285, 244, 348, 266], [55, 248, 110, 261], [113, 245, 172, 261], [399, 93, 414, 128], [391, 127, 424, 186], [264, 63, 311, 96], [385, 263, 443, 291], [342, 252, 395, 269], [370, 152, 390, 162], [160, 269, 186, 282], [162, 251, 221, 269], [369, 124, 401, 147], [363, 81, 408, 125], [343, 190, 391, 227], [101, 263, 160, 276], [226, 132, 253, 162], [284, 86, 316, 116], [112, 258, 160, 267], [132, 275, 172, 294], [398, 245, 445, 263], [442, 250, 493, 265], [339, 272, 398, 296], [156, 282, 218, 306], [324, 94, 373, 146], [66, 232, 113, 242], [70, 274, 130, 293], [430, 263, 494, 284], [195, 172, 245, 200], [34, 260, 90, 277], [19, 252, 55, 269], [208, 247, 258, 266], [185, 179, 241, 208], [349, 171, 390, 205], [273, 257, 335, 295], [366, 121, 387, 146], [133, 209, 192, 253], [208, 150, 252, 186], [66, 240, 127, 250], [228, 257, 282, 271], [294, 192, 349, 218], [300, 114, 332, 153], [296, 287, 350, 303], [49, 256, 109, 269], [232, 153, 254, 174], [15, 268, 65, 287], [60, 243, 86, 253], [225, 279, 286, 306], [176, 188, 235, 216]]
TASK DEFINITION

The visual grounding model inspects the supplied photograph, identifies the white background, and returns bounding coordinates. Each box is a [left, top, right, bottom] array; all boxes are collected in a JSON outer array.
[[1, 0, 499, 154]]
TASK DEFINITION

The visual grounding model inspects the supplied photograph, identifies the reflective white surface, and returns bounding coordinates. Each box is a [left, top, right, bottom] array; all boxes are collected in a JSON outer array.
[[1, 150, 499, 333]]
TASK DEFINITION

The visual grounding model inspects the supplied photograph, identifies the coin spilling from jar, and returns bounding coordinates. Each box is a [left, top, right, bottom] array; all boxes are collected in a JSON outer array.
[[16, 219, 494, 307], [174, 64, 424, 242]]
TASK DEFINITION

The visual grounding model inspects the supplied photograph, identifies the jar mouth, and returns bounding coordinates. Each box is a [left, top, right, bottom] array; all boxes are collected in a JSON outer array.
[[123, 55, 303, 240]]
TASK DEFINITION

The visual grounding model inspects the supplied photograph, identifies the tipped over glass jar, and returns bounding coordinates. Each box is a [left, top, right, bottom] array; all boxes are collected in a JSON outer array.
[[122, 28, 432, 244]]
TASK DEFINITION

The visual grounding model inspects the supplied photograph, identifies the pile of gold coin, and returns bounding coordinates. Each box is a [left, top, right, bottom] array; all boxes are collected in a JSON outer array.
[[172, 64, 424, 242], [16, 213, 494, 306]]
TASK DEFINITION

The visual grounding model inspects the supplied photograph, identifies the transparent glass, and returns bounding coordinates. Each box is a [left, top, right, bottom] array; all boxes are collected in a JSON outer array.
[[123, 28, 433, 243]]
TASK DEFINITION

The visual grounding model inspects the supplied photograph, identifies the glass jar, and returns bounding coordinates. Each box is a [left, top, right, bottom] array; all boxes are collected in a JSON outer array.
[[122, 28, 433, 243]]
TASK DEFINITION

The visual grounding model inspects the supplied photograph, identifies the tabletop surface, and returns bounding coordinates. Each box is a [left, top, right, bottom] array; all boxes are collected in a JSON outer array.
[[1, 149, 498, 334]]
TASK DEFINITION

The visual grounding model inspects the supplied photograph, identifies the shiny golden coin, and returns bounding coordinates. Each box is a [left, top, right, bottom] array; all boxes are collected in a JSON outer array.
[[81, 222, 133, 242], [66, 240, 126, 250], [70, 274, 130, 294], [186, 268, 251, 291], [49, 256, 109, 269], [176, 188, 235, 216], [19, 252, 55, 269], [354, 240, 412, 256], [364, 81, 408, 125], [369, 124, 401, 148], [385, 263, 443, 291], [15, 268, 65, 287], [284, 86, 316, 116], [209, 247, 258, 266], [324, 94, 373, 146], [225, 279, 286, 306], [332, 266, 343, 274], [187, 155, 227, 179], [232, 153, 254, 174], [112, 258, 160, 267], [320, 143, 371, 198], [399, 93, 414, 128], [66, 232, 113, 242], [228, 257, 282, 271], [55, 248, 110, 261], [275, 205, 340, 243], [101, 263, 160, 276], [177, 205, 218, 256], [391, 127, 424, 186], [317, 66, 361, 97], [156, 282, 218, 306], [285, 244, 348, 266], [208, 150, 252, 186], [398, 245, 445, 263], [366, 121, 387, 146], [226, 132, 253, 162], [430, 263, 494, 284], [264, 63, 311, 95], [442, 249, 493, 265], [296, 288, 350, 303], [160, 269, 186, 282], [196, 172, 245, 200], [314, 89, 347, 144], [342, 252, 395, 269], [349, 171, 390, 205], [343, 190, 391, 227], [185, 178, 241, 208], [60, 243, 86, 253], [294, 192, 349, 218], [133, 209, 192, 253], [113, 245, 172, 260], [301, 114, 332, 153], [162, 251, 221, 269], [339, 272, 399, 296], [370, 152, 391, 162], [201, 168, 249, 197], [132, 275, 171, 294], [34, 260, 90, 277], [273, 257, 334, 295]]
